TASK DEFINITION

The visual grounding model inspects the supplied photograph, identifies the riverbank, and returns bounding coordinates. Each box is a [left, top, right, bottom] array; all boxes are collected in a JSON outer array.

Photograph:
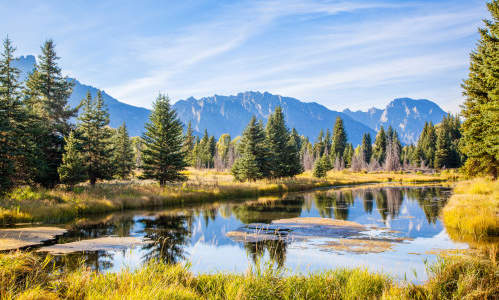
[[0, 251, 496, 299], [0, 169, 456, 225]]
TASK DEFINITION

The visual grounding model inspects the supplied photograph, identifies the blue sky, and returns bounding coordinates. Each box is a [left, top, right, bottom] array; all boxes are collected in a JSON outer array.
[[0, 0, 489, 112]]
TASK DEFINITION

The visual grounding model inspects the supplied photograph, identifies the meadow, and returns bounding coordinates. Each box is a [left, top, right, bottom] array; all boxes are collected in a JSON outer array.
[[0, 251, 497, 300], [0, 169, 455, 225]]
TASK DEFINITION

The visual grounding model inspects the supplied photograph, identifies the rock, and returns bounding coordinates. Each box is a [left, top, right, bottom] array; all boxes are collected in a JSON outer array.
[[38, 236, 152, 254], [0, 227, 67, 251]]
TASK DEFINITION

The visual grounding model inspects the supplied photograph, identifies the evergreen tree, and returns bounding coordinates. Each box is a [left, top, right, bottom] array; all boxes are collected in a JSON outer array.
[[113, 122, 135, 179], [0, 37, 25, 192], [23, 40, 77, 187], [58, 131, 86, 186], [461, 0, 499, 177], [415, 122, 437, 167], [286, 128, 303, 176], [208, 135, 216, 168], [343, 143, 354, 168], [183, 121, 195, 166], [142, 94, 187, 185], [78, 91, 114, 185], [265, 106, 291, 178], [25, 40, 76, 136], [325, 129, 332, 154], [434, 126, 451, 169], [372, 126, 387, 164], [361, 133, 372, 164], [313, 154, 328, 178], [232, 117, 269, 181], [331, 117, 347, 160]]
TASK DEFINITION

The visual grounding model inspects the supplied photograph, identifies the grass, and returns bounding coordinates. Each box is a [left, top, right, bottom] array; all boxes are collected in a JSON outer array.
[[0, 168, 456, 225], [0, 251, 497, 299], [442, 178, 499, 239]]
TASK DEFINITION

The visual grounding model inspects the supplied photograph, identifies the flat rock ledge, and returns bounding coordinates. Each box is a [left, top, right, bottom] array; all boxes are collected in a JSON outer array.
[[0, 227, 67, 251], [38, 236, 153, 254], [226, 217, 404, 254]]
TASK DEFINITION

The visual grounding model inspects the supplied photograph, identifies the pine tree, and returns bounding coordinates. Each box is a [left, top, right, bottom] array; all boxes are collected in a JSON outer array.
[[461, 1, 499, 177], [415, 122, 437, 167], [23, 40, 77, 187], [113, 122, 135, 179], [208, 135, 216, 168], [58, 131, 86, 186], [232, 116, 269, 181], [25, 40, 76, 136], [331, 117, 347, 161], [183, 121, 195, 166], [434, 126, 451, 169], [78, 91, 115, 185], [0, 37, 25, 193], [265, 106, 291, 178], [313, 154, 328, 178], [313, 129, 325, 158], [142, 94, 187, 185], [343, 143, 354, 168], [361, 133, 372, 164], [372, 126, 387, 164], [286, 128, 303, 176]]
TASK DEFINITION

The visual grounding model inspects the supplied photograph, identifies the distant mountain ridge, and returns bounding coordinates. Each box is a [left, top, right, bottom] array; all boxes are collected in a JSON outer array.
[[12, 55, 150, 137], [13, 55, 447, 145], [343, 98, 448, 144], [173, 91, 375, 146]]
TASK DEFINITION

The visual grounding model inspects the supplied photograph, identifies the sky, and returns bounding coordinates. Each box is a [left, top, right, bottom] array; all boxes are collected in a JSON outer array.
[[0, 0, 489, 113]]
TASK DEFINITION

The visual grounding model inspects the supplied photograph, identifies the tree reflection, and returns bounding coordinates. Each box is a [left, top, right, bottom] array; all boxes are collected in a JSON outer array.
[[408, 187, 449, 224], [233, 195, 304, 223], [138, 214, 192, 264], [244, 239, 287, 268], [314, 190, 354, 220]]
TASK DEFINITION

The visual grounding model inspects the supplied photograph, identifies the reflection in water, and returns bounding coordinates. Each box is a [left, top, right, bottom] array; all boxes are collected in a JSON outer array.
[[139, 214, 192, 264], [50, 186, 454, 275]]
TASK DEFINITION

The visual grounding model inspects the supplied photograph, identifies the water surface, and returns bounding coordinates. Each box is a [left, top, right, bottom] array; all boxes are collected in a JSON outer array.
[[41, 185, 467, 282]]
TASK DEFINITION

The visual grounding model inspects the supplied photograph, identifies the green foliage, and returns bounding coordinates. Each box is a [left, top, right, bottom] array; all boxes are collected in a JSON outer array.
[[58, 131, 87, 186], [313, 154, 329, 178], [461, 0, 499, 178], [415, 122, 437, 167], [0, 37, 24, 193], [372, 126, 387, 164], [265, 106, 292, 178], [141, 94, 187, 185], [343, 143, 354, 168], [286, 128, 303, 177], [331, 117, 347, 160], [78, 91, 115, 185], [23, 40, 77, 187], [232, 117, 269, 181], [361, 133, 372, 164], [113, 122, 135, 179], [183, 121, 195, 166]]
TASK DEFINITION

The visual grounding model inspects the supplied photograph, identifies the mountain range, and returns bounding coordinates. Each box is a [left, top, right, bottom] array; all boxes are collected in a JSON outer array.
[[13, 55, 448, 145]]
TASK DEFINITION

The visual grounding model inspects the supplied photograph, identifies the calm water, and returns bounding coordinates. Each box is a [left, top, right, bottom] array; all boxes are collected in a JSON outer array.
[[43, 185, 467, 282]]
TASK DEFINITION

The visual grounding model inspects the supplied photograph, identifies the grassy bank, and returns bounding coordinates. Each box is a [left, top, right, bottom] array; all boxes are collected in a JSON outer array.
[[0, 169, 455, 225], [442, 178, 499, 238], [0, 251, 497, 299]]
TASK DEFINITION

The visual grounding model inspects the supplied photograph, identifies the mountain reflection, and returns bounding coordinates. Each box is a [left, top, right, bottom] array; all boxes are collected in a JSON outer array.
[[57, 186, 451, 272]]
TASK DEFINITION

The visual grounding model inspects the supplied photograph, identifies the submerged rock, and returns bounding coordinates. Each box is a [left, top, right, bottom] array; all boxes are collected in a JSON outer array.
[[226, 217, 405, 254], [38, 236, 152, 254], [0, 227, 67, 251]]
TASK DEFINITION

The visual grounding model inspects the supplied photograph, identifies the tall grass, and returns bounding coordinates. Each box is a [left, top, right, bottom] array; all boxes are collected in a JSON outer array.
[[442, 178, 499, 238], [0, 169, 454, 225], [0, 251, 497, 299]]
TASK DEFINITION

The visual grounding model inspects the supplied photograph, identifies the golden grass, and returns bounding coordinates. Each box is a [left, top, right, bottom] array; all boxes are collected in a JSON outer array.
[[442, 178, 499, 239], [1, 251, 497, 299], [0, 168, 455, 225]]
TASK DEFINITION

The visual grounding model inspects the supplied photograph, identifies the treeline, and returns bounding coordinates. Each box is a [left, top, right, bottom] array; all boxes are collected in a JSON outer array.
[[179, 112, 463, 178]]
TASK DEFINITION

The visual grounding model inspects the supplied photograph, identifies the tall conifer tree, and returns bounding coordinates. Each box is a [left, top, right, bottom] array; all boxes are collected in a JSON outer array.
[[372, 126, 387, 164], [361, 133, 372, 164], [461, 0, 499, 177], [232, 116, 269, 181], [142, 94, 187, 185], [265, 106, 291, 178], [331, 117, 347, 160], [78, 91, 114, 185], [113, 122, 135, 179], [58, 131, 86, 186]]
